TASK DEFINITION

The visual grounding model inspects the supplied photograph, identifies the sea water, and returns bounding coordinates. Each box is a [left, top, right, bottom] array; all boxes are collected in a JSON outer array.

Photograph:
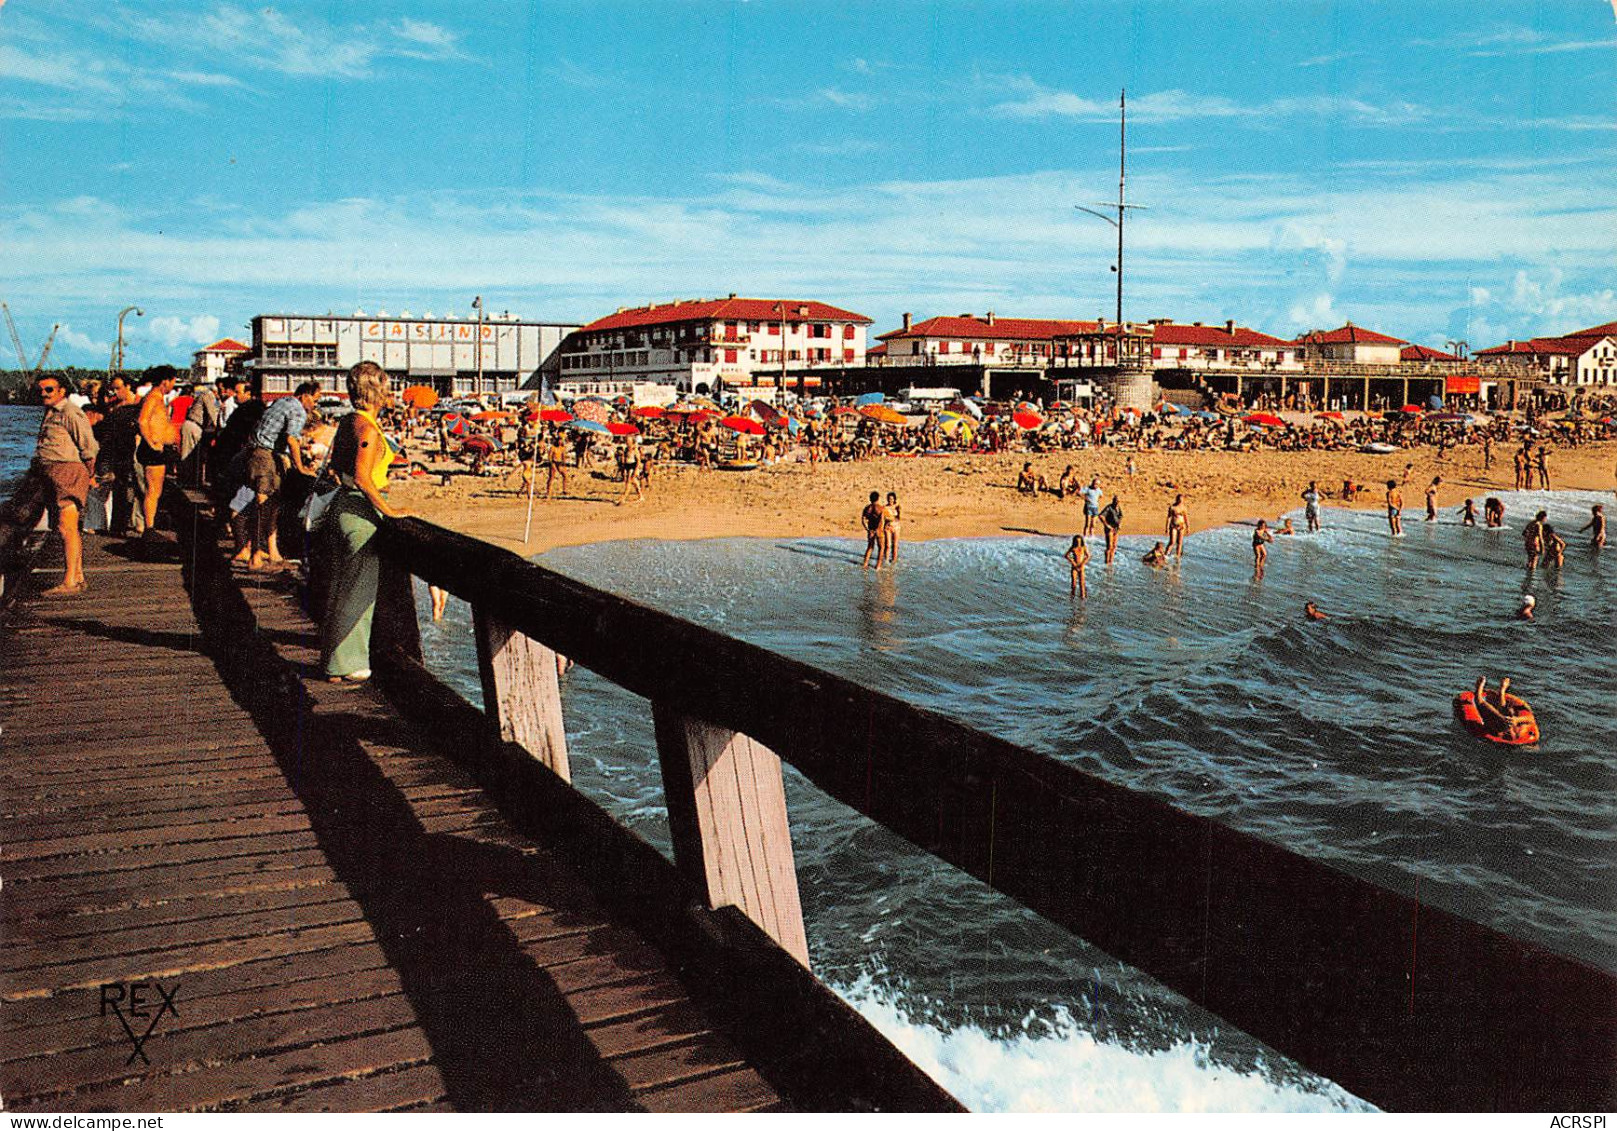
[[417, 488, 1614, 1111], [3, 403, 1606, 1111]]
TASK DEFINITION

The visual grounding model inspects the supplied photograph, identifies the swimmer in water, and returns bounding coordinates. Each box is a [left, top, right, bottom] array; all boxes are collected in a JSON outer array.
[[1425, 476, 1441, 521], [1518, 593, 1535, 620], [1484, 496, 1505, 528], [1277, 516, 1296, 535], [1065, 535, 1090, 597], [1580, 503, 1606, 548], [1385, 479, 1404, 536], [1302, 480, 1322, 532], [1142, 541, 1168, 568], [1304, 601, 1328, 621], [1473, 676, 1530, 740], [1458, 498, 1477, 527]]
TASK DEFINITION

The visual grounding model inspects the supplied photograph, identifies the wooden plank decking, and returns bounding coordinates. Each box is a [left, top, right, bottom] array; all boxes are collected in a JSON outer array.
[[0, 527, 787, 1112]]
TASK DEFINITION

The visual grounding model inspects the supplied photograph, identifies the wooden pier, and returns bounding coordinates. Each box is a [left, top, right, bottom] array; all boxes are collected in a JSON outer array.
[[2, 482, 1614, 1112]]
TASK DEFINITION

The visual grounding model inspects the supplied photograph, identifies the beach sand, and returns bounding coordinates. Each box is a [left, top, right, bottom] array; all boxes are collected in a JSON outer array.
[[392, 439, 1617, 554]]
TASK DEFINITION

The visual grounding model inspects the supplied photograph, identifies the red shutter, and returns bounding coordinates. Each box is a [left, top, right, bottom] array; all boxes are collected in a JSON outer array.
[[724, 349, 737, 363], [843, 324, 855, 340], [844, 348, 855, 361], [938, 341, 950, 354]]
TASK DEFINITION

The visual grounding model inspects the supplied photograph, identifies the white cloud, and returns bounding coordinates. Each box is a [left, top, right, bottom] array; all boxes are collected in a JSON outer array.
[[54, 324, 109, 360], [816, 87, 873, 112], [8, 158, 1614, 362], [117, 4, 470, 80], [986, 82, 1433, 127], [145, 314, 222, 350]]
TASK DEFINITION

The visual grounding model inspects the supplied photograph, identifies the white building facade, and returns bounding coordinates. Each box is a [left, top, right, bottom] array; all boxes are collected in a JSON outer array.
[[1475, 322, 1617, 388], [558, 297, 872, 395], [248, 312, 579, 396], [875, 313, 1099, 366]]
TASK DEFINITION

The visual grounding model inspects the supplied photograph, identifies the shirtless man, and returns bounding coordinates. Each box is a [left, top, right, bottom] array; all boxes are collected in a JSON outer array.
[[1056, 465, 1080, 500], [135, 369, 181, 537], [1099, 495, 1123, 564], [1543, 524, 1567, 569], [1535, 445, 1550, 489], [1016, 462, 1046, 495], [1165, 493, 1189, 559], [1485, 496, 1505, 528], [1385, 479, 1404, 536], [1522, 510, 1547, 569], [1304, 601, 1328, 621], [1513, 444, 1529, 490], [1425, 476, 1441, 522], [1473, 676, 1529, 740], [1518, 594, 1535, 620], [860, 491, 886, 569], [617, 435, 644, 505], [544, 430, 569, 499], [1064, 535, 1090, 597], [1579, 503, 1606, 548]]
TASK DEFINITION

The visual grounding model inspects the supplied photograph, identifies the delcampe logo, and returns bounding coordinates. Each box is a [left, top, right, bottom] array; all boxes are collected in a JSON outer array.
[[99, 981, 180, 1065]]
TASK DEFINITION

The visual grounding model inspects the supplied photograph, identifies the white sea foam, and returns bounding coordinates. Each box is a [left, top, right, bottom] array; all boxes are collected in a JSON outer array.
[[834, 976, 1375, 1114]]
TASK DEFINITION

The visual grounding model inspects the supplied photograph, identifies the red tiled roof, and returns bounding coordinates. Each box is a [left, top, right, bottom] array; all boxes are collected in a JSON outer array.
[[581, 298, 871, 332], [1400, 344, 1460, 362], [867, 343, 888, 357], [1570, 320, 1617, 337], [1300, 323, 1408, 346], [1476, 332, 1615, 357], [198, 338, 250, 354], [1149, 322, 1292, 349], [878, 315, 1099, 342]]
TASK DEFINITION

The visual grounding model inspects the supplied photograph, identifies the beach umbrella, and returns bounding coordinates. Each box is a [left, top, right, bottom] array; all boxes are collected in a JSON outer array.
[[606, 421, 640, 436], [631, 405, 665, 419], [1315, 411, 1345, 421], [539, 408, 573, 423], [959, 398, 984, 419], [460, 435, 496, 454], [470, 410, 510, 422], [572, 399, 609, 423], [854, 391, 885, 406], [831, 405, 861, 417], [1011, 410, 1044, 430], [445, 416, 469, 436], [937, 416, 974, 437], [786, 417, 801, 435], [1427, 412, 1473, 424], [569, 419, 610, 434], [1244, 413, 1285, 428], [860, 404, 910, 426], [687, 409, 719, 423], [721, 415, 766, 435], [401, 385, 438, 409], [1399, 404, 1425, 415]]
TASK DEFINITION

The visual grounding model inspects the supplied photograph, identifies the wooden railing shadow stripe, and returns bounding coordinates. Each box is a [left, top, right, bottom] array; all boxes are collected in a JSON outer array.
[[372, 515, 1617, 1113]]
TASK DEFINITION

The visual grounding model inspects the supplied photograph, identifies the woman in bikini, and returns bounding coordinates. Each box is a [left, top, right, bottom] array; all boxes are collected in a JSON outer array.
[[883, 491, 903, 564], [544, 430, 569, 500], [1165, 493, 1189, 558]]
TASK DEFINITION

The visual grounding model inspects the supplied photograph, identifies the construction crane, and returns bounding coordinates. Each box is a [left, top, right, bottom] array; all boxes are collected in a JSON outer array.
[[34, 325, 59, 375], [2, 303, 28, 371]]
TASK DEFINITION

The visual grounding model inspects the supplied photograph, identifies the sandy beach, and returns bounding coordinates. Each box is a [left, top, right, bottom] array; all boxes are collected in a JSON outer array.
[[392, 437, 1617, 554]]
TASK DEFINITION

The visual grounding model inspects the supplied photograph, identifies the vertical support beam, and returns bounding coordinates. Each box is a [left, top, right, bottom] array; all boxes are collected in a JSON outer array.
[[371, 556, 422, 668], [1362, 375, 1370, 411], [473, 607, 571, 782], [652, 701, 809, 966]]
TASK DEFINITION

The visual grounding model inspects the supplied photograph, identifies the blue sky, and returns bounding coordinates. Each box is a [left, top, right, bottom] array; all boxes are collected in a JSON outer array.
[[1, 0, 1613, 369]]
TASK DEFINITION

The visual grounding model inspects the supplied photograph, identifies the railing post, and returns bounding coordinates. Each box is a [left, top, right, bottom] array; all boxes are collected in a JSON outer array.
[[473, 607, 571, 782], [651, 701, 809, 966], [371, 554, 422, 670]]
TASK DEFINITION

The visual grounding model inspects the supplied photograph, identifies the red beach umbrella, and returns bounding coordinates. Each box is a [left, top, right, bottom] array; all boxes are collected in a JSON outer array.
[[1244, 413, 1285, 428], [631, 405, 666, 419], [606, 421, 640, 436], [1400, 404, 1425, 415], [1012, 411, 1044, 430], [539, 408, 573, 423], [721, 415, 765, 435]]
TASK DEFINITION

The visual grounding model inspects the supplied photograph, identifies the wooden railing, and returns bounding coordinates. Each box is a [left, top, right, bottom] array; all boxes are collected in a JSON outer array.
[[358, 517, 1617, 1112], [0, 472, 46, 607]]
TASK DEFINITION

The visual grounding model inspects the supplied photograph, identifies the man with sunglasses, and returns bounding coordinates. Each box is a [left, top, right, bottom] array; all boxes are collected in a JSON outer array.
[[32, 375, 99, 595]]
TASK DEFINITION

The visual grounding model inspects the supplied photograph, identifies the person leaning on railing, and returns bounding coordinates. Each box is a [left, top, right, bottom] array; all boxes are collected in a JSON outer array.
[[317, 361, 408, 685]]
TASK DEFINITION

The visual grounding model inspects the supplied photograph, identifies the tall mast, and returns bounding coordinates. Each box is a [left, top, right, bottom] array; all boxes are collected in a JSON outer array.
[[1116, 89, 1126, 330]]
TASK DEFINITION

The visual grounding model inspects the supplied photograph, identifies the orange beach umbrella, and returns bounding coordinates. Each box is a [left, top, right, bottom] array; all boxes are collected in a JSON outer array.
[[401, 385, 438, 409]]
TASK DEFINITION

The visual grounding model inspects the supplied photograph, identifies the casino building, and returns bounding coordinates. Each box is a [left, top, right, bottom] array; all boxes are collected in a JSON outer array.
[[246, 311, 580, 397]]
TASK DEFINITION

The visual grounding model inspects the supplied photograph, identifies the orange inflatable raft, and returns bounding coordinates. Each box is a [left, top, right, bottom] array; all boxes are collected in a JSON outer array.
[[1453, 691, 1540, 746]]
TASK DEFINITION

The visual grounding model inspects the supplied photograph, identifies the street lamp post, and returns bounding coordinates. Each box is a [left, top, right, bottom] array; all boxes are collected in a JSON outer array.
[[114, 306, 143, 378], [472, 296, 484, 399]]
